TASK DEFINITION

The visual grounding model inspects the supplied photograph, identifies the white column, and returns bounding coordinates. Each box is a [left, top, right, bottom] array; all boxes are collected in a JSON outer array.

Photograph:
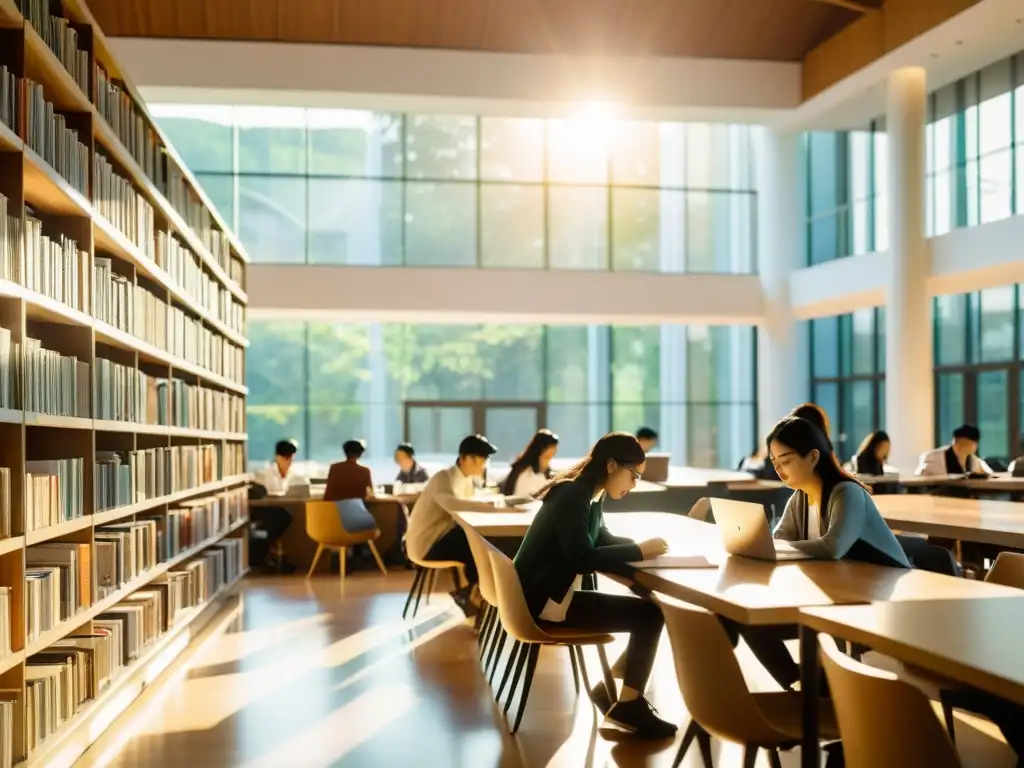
[[885, 67, 933, 472], [755, 127, 808, 440]]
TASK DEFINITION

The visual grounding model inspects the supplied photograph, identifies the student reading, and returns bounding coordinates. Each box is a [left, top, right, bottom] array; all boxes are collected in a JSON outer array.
[[250, 439, 308, 570], [635, 427, 658, 453], [723, 416, 910, 691], [394, 443, 429, 484], [513, 432, 677, 739], [501, 429, 559, 497], [405, 434, 508, 615], [916, 424, 993, 476], [324, 440, 374, 501]]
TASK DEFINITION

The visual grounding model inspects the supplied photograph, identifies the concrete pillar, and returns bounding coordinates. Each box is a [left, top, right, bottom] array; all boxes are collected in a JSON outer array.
[[756, 127, 808, 440], [885, 67, 933, 472]]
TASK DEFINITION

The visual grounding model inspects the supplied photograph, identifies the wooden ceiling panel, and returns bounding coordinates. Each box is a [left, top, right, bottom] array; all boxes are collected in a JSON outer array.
[[86, 0, 871, 61]]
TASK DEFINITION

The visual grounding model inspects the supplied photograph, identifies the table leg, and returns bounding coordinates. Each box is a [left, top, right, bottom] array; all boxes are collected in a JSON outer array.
[[800, 626, 820, 768]]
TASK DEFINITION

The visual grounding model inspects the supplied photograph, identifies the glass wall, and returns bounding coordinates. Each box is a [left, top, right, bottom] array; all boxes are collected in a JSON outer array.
[[151, 105, 756, 273], [247, 320, 757, 471], [933, 286, 1023, 462], [807, 308, 887, 461]]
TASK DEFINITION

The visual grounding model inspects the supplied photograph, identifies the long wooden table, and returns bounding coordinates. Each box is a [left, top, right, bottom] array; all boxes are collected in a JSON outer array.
[[798, 598, 1024, 767], [874, 494, 1024, 549]]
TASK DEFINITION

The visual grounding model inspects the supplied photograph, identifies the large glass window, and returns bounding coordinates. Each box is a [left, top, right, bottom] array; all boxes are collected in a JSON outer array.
[[152, 105, 756, 273], [246, 319, 757, 472]]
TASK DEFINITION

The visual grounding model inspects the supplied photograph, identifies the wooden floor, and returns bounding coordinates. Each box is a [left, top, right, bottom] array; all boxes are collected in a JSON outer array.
[[78, 570, 1015, 768]]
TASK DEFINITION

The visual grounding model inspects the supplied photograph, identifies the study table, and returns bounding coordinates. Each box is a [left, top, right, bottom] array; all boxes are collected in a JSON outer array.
[[798, 597, 1024, 767], [873, 494, 1024, 549]]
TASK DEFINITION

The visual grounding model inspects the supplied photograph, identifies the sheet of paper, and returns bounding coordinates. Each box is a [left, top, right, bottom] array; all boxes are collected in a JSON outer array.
[[629, 555, 713, 569]]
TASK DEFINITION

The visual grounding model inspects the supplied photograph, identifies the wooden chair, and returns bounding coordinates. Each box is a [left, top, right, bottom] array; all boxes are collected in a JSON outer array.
[[487, 546, 617, 733], [457, 519, 508, 682], [657, 595, 840, 768], [819, 634, 961, 768], [687, 497, 713, 522], [305, 499, 387, 582], [402, 552, 466, 620]]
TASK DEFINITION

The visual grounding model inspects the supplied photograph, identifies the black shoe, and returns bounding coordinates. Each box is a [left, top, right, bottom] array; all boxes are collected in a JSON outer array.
[[449, 586, 478, 619], [602, 697, 678, 739], [589, 682, 613, 715]]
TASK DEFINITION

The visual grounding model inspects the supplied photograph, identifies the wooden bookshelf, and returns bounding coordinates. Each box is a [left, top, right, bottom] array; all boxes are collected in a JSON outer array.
[[0, 0, 252, 764]]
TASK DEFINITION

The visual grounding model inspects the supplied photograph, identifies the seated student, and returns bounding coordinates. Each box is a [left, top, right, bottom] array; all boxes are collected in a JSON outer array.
[[514, 432, 676, 739], [737, 445, 781, 481], [324, 440, 374, 501], [915, 424, 993, 476], [723, 417, 910, 692], [405, 435, 508, 615], [635, 426, 659, 454], [851, 430, 891, 476], [1008, 435, 1024, 476], [250, 439, 307, 570], [501, 429, 559, 497], [394, 443, 429, 484], [790, 402, 832, 442]]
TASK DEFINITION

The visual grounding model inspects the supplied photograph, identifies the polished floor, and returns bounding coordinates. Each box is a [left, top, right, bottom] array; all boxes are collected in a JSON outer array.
[[79, 570, 1014, 768]]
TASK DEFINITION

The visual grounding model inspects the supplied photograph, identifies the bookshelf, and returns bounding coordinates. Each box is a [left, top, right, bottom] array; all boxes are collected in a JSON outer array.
[[0, 0, 251, 765]]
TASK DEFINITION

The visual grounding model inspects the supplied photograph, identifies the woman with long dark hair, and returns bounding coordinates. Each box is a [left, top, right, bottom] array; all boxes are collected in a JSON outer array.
[[513, 432, 676, 738], [501, 429, 559, 497], [852, 430, 891, 476]]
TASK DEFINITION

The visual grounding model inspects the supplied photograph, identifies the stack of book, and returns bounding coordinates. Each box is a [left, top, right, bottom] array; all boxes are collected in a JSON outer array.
[[224, 443, 245, 478], [154, 233, 245, 334], [0, 325, 17, 410], [160, 538, 243, 618], [26, 659, 81, 750], [0, 65, 16, 133], [92, 152, 156, 259], [169, 379, 244, 432], [95, 450, 131, 512], [94, 520, 159, 598], [164, 164, 204, 243], [96, 589, 164, 663], [94, 357, 164, 424], [24, 212, 90, 312], [229, 259, 244, 285], [23, 338, 89, 417], [133, 283, 168, 349], [24, 81, 89, 196], [25, 458, 84, 531], [25, 541, 90, 641], [94, 66, 164, 190], [167, 311, 245, 383], [21, 0, 90, 95], [0, 194, 22, 285], [92, 256, 133, 331], [224, 487, 247, 527]]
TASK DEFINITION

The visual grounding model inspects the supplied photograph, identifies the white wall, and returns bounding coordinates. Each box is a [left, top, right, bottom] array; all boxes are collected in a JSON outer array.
[[112, 38, 801, 123], [246, 265, 764, 325]]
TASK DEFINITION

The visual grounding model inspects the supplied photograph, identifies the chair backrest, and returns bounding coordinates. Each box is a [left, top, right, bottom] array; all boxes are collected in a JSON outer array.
[[687, 497, 713, 522], [457, 518, 499, 607], [305, 499, 377, 547], [487, 548, 552, 644], [818, 635, 961, 768], [985, 551, 1024, 588], [656, 596, 788, 745], [896, 535, 962, 577]]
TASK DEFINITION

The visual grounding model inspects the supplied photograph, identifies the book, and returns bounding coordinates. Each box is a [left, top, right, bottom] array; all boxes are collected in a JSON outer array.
[[95, 64, 165, 193], [25, 458, 85, 531], [0, 64, 16, 134], [92, 151, 156, 258], [23, 80, 89, 196], [23, 338, 89, 418], [21, 0, 90, 94], [23, 211, 90, 313], [155, 232, 245, 334], [93, 358, 164, 424], [169, 378, 244, 432], [95, 451, 131, 512]]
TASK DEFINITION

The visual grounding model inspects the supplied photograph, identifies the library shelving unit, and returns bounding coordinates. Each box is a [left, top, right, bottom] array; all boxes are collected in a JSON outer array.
[[0, 0, 251, 765]]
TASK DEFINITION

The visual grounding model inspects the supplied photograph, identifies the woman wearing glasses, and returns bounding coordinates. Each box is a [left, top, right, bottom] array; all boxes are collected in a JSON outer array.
[[514, 432, 676, 739]]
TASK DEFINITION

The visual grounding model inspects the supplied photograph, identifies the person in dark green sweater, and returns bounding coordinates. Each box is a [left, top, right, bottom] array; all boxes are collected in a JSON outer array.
[[513, 432, 676, 739]]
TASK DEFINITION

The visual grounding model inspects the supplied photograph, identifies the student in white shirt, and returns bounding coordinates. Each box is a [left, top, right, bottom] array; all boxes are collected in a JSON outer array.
[[501, 429, 559, 498], [916, 424, 993, 477], [406, 434, 509, 616], [250, 440, 308, 570]]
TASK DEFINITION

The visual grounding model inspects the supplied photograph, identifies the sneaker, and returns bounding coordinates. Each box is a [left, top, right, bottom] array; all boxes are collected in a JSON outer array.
[[602, 697, 678, 739]]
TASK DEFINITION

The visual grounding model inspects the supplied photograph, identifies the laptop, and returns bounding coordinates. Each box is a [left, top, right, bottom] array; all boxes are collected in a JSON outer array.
[[641, 453, 670, 482], [710, 498, 811, 562]]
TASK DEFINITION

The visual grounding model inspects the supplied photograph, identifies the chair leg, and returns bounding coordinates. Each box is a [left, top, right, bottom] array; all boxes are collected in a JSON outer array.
[[941, 693, 957, 743], [478, 606, 495, 656], [503, 643, 531, 715], [495, 640, 521, 702], [575, 646, 602, 715], [306, 544, 324, 579], [339, 547, 347, 582], [742, 745, 758, 768], [672, 720, 700, 768], [768, 748, 783, 768], [424, 570, 435, 604], [412, 567, 429, 617], [696, 726, 714, 768], [596, 644, 618, 703], [487, 627, 508, 684], [567, 644, 580, 694], [512, 644, 541, 733], [403, 567, 424, 618], [367, 540, 388, 576]]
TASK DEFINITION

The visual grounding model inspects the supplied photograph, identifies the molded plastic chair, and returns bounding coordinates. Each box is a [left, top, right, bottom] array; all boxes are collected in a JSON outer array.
[[305, 499, 387, 582], [657, 595, 840, 768], [457, 519, 511, 681], [819, 634, 961, 768], [687, 497, 713, 522], [488, 546, 617, 733]]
